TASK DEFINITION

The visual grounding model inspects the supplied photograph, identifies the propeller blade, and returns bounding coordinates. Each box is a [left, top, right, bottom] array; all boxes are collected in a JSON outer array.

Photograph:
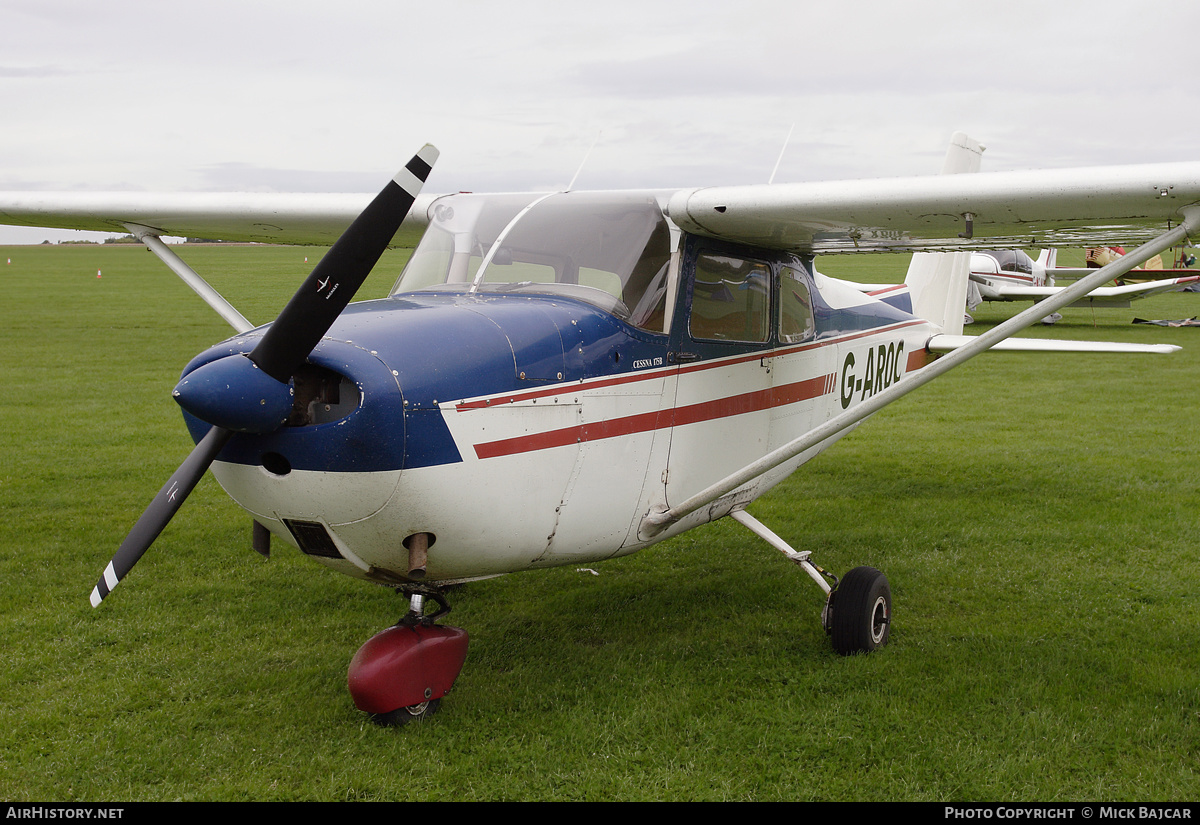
[[92, 145, 438, 607], [90, 426, 233, 607], [249, 144, 439, 383]]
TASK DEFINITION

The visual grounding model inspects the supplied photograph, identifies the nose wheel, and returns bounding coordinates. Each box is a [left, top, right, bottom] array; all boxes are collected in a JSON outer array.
[[369, 698, 441, 727], [347, 587, 468, 726]]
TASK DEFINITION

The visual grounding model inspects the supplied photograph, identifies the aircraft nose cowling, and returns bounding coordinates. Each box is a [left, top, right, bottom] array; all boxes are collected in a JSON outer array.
[[179, 335, 409, 475], [172, 353, 294, 434]]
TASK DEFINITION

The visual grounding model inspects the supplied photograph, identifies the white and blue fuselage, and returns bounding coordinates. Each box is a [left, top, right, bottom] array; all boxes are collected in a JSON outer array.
[[178, 190, 937, 585]]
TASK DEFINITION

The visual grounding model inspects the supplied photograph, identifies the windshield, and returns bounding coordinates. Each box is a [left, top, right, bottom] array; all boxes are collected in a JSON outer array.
[[392, 191, 677, 332]]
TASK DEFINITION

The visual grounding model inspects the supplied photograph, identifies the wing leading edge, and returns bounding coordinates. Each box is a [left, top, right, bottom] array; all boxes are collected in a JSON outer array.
[[665, 162, 1200, 254], [977, 275, 1200, 306], [0, 191, 441, 245], [4, 161, 1199, 252]]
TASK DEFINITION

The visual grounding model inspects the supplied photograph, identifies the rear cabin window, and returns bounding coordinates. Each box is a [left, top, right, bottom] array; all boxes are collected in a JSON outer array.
[[779, 265, 815, 343]]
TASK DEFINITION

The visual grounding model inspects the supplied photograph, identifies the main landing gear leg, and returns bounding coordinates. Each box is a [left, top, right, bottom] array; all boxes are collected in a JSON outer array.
[[729, 510, 891, 655], [347, 585, 469, 726]]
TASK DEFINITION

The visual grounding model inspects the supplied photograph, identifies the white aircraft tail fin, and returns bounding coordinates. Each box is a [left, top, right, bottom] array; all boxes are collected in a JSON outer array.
[[1037, 248, 1058, 269], [903, 132, 985, 334], [905, 252, 970, 335], [940, 132, 985, 175]]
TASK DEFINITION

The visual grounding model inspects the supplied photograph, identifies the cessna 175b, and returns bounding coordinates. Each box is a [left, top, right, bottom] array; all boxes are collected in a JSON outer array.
[[2, 140, 1198, 725]]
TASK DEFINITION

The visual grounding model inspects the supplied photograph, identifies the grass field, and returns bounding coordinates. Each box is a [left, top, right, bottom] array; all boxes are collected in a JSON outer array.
[[1, 242, 1198, 801]]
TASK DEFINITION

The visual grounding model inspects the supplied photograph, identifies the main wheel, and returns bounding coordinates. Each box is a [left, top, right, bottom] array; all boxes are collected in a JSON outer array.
[[370, 698, 442, 727], [829, 566, 891, 655]]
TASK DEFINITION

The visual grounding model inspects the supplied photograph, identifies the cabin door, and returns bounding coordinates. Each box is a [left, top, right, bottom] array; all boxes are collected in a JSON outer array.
[[661, 246, 775, 513]]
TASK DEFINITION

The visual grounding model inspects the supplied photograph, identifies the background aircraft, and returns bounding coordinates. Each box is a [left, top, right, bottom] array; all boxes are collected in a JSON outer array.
[[966, 247, 1198, 320], [1, 140, 1198, 724], [835, 134, 1200, 324]]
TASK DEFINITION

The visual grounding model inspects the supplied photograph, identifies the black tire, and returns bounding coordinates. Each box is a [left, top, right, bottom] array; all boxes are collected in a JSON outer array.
[[830, 566, 891, 655], [370, 697, 442, 727]]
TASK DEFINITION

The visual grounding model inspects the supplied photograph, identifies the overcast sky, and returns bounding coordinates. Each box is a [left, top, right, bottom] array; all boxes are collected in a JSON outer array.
[[2, 0, 1198, 242]]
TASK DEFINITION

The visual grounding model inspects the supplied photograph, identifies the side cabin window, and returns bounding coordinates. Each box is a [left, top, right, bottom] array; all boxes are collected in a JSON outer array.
[[689, 253, 771, 343], [779, 265, 815, 343]]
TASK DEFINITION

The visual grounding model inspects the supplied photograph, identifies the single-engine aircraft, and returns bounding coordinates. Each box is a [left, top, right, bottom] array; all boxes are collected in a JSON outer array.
[[965, 246, 1198, 317], [954, 134, 1200, 322], [836, 134, 1200, 324], [3, 139, 1199, 725]]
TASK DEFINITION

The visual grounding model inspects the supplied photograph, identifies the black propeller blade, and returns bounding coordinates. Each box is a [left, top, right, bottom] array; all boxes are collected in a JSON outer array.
[[90, 426, 233, 607], [90, 144, 439, 606], [250, 148, 439, 383]]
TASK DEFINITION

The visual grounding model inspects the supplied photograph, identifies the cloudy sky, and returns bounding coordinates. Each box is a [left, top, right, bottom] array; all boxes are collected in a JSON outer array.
[[2, 0, 1197, 242]]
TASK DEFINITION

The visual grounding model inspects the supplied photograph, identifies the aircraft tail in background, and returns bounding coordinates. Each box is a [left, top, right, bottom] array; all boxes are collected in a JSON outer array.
[[903, 132, 984, 333]]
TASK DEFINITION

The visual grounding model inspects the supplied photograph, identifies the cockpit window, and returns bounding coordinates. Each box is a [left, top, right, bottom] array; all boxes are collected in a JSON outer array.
[[981, 249, 1034, 275], [392, 191, 677, 333], [689, 253, 771, 343]]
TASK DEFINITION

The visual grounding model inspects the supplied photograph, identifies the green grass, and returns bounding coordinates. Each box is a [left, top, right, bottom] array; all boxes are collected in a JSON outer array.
[[2, 244, 1199, 800]]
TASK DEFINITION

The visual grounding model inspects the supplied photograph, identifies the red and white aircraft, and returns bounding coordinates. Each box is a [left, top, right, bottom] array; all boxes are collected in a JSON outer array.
[[2, 138, 1198, 724], [966, 246, 1198, 317], [836, 134, 1200, 324]]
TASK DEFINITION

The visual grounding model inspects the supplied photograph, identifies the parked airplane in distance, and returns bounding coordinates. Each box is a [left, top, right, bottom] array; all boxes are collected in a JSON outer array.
[[966, 246, 1197, 321]]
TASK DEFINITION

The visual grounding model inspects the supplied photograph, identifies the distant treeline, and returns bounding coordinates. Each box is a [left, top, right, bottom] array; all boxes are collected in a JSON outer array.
[[47, 235, 231, 245]]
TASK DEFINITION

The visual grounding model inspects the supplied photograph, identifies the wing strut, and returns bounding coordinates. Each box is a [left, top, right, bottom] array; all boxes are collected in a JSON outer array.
[[641, 210, 1199, 538], [126, 223, 254, 334]]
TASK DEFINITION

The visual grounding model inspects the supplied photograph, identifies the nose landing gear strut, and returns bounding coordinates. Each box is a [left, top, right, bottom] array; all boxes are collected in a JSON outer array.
[[347, 586, 469, 726]]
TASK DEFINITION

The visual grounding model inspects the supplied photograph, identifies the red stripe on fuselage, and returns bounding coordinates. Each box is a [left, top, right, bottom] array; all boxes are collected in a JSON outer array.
[[907, 347, 935, 372], [454, 320, 927, 413], [473, 373, 835, 459], [980, 273, 1036, 285]]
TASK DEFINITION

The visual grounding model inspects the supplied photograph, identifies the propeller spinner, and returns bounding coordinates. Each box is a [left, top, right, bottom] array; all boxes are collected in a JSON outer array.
[[89, 145, 439, 607]]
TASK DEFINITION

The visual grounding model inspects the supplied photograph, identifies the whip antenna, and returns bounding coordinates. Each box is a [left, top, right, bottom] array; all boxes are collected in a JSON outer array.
[[567, 132, 601, 191], [769, 124, 795, 184]]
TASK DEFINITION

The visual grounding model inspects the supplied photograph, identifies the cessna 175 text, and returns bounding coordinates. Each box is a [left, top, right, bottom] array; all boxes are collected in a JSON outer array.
[[2, 138, 1198, 724]]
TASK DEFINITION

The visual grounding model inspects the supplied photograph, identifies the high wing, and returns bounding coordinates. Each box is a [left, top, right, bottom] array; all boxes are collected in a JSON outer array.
[[663, 163, 1200, 253], [638, 156, 1200, 533], [4, 164, 1200, 254], [0, 191, 440, 245], [5, 163, 1198, 347], [974, 273, 1200, 307]]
